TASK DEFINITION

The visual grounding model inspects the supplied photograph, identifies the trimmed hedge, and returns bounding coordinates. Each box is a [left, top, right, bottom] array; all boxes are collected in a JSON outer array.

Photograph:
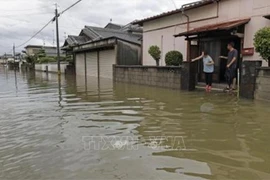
[[165, 50, 183, 66]]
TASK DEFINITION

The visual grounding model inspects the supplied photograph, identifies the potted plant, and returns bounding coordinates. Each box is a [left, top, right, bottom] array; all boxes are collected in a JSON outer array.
[[254, 27, 270, 67], [148, 45, 161, 66], [165, 50, 183, 66]]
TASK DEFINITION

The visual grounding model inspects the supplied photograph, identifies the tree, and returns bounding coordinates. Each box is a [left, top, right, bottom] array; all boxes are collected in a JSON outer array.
[[37, 48, 46, 59], [254, 27, 270, 67], [165, 50, 183, 66], [25, 55, 36, 65], [148, 45, 161, 66]]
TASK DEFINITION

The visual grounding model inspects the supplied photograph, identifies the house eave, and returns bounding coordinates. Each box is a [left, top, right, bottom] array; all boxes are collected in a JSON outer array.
[[73, 38, 117, 53], [132, 0, 222, 26]]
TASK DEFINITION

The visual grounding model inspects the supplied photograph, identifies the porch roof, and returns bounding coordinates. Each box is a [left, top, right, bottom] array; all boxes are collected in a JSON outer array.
[[263, 14, 270, 20], [174, 18, 251, 37]]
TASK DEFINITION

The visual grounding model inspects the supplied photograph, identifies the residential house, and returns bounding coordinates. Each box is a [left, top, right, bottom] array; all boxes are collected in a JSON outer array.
[[25, 45, 64, 57], [62, 22, 142, 79], [133, 0, 270, 83], [0, 54, 13, 63]]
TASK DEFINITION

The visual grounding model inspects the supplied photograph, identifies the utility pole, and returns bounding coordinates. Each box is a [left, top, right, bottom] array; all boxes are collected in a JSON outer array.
[[4, 52, 6, 64], [53, 30, 55, 47], [13, 43, 15, 59], [55, 3, 61, 75]]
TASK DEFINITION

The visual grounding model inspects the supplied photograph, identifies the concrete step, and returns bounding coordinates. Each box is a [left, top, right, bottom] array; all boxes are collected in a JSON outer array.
[[196, 82, 238, 93]]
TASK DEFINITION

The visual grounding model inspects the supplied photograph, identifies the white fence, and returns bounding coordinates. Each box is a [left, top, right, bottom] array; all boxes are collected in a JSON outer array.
[[35, 63, 68, 73]]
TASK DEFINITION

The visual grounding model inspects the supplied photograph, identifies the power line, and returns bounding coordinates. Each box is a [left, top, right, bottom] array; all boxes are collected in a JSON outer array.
[[13, 0, 83, 50], [170, 0, 178, 9], [59, 0, 83, 15], [15, 18, 54, 48], [53, 0, 83, 74]]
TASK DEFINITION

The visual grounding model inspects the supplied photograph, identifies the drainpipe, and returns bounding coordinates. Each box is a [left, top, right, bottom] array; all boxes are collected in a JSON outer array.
[[181, 8, 190, 61]]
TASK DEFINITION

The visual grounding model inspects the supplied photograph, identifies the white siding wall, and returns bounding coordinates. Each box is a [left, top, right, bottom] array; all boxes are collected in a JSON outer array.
[[76, 53, 85, 76], [99, 49, 115, 79], [75, 50, 115, 94], [47, 63, 68, 73], [86, 52, 98, 77], [35, 63, 68, 73], [143, 27, 187, 66]]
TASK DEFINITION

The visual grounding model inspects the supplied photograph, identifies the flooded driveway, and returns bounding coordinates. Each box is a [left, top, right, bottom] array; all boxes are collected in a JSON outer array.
[[1, 67, 270, 180]]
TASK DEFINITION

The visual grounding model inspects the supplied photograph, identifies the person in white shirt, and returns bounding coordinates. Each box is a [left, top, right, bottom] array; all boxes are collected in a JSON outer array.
[[192, 51, 215, 92]]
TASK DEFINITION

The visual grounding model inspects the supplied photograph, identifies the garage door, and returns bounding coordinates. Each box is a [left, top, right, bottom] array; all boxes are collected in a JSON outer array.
[[99, 49, 115, 79], [86, 52, 98, 77], [75, 53, 85, 76]]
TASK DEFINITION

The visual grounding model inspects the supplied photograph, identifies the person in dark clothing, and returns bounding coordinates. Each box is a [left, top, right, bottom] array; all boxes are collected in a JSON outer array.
[[192, 51, 215, 92], [220, 42, 238, 90]]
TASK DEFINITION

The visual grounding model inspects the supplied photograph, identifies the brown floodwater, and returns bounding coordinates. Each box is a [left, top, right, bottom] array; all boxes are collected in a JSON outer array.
[[0, 67, 270, 180]]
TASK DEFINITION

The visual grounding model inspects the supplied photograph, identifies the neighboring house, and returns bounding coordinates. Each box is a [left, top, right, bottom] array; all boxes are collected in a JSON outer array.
[[62, 22, 142, 79], [133, 0, 270, 82], [25, 45, 64, 57], [0, 54, 13, 63], [0, 53, 21, 63]]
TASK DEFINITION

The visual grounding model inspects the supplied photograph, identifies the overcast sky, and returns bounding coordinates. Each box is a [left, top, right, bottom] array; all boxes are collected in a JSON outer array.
[[0, 0, 197, 54]]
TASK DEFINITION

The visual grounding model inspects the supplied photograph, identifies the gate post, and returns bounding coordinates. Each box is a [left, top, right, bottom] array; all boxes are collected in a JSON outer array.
[[240, 61, 262, 99], [181, 61, 196, 91]]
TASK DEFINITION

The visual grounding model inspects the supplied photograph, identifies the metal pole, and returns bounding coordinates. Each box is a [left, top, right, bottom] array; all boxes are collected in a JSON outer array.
[[237, 68, 240, 98], [13, 44, 16, 70], [13, 44, 15, 59], [55, 4, 61, 75]]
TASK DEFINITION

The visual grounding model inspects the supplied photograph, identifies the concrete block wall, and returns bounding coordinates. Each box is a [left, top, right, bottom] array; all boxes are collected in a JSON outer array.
[[255, 67, 270, 102], [113, 65, 181, 89]]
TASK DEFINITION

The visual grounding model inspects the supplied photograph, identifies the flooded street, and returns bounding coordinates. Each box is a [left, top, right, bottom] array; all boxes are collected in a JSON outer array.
[[1, 67, 270, 180]]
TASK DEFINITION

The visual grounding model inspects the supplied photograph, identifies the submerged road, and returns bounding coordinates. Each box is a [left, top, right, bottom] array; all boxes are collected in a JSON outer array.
[[0, 67, 270, 180]]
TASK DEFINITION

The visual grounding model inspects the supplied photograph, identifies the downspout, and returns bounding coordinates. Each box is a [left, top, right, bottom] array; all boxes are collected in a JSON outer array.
[[181, 8, 190, 61]]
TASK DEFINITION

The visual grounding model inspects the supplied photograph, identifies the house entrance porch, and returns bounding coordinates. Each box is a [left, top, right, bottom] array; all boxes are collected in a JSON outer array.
[[175, 18, 250, 88]]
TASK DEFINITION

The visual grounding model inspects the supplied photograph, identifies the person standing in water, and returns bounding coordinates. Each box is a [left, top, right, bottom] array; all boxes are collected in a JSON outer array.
[[192, 51, 215, 92], [220, 42, 238, 91]]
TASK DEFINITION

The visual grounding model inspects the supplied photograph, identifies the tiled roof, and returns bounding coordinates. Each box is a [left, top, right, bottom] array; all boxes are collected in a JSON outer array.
[[174, 18, 251, 37], [133, 0, 222, 25], [63, 22, 142, 48], [120, 24, 143, 33], [104, 23, 124, 30], [85, 26, 142, 44], [66, 35, 89, 45]]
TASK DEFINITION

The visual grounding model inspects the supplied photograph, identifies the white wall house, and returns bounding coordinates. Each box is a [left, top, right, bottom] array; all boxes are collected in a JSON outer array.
[[134, 0, 270, 67]]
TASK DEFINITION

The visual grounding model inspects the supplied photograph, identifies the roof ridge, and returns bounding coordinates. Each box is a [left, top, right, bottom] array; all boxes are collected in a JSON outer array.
[[84, 26, 103, 38], [106, 22, 124, 27], [86, 25, 139, 35]]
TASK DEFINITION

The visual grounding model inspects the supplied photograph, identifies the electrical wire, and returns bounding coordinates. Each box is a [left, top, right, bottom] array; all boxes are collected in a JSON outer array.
[[10, 0, 83, 49], [170, 0, 178, 9], [59, 0, 83, 15], [15, 18, 54, 48]]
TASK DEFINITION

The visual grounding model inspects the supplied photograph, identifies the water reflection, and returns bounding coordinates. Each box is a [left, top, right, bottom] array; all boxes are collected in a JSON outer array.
[[0, 68, 270, 180]]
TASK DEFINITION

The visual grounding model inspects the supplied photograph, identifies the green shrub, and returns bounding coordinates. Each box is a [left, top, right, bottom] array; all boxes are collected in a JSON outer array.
[[165, 50, 183, 66], [37, 48, 46, 58], [25, 55, 36, 64], [38, 57, 56, 64], [148, 45, 161, 66], [254, 27, 270, 66]]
